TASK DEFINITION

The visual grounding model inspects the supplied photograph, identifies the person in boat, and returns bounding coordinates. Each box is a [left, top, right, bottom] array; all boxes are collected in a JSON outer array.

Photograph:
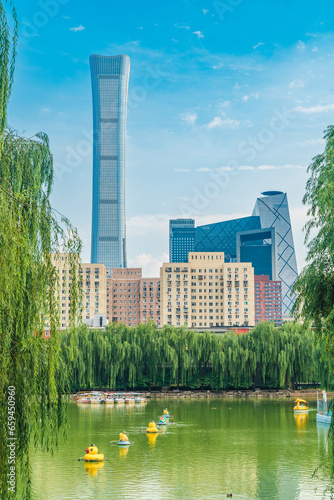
[[119, 431, 129, 442]]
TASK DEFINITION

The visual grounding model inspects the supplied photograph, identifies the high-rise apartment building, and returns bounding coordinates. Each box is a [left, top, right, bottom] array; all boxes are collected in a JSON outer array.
[[90, 54, 130, 275], [160, 252, 255, 328], [253, 191, 298, 315], [50, 253, 108, 330], [254, 275, 282, 325], [169, 219, 196, 263], [106, 269, 161, 327]]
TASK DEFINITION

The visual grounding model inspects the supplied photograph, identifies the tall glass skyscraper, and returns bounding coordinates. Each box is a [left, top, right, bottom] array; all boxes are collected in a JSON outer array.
[[169, 219, 196, 262], [253, 191, 298, 314], [90, 54, 130, 275]]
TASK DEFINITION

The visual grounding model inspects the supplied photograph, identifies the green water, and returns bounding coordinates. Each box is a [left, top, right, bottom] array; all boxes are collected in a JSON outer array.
[[29, 399, 332, 500]]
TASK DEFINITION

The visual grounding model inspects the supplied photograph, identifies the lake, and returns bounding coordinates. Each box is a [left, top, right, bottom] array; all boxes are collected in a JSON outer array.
[[29, 398, 333, 499]]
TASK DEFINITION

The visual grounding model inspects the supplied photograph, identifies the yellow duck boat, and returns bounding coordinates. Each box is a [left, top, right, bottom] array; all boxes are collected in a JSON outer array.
[[84, 444, 105, 462], [293, 398, 309, 414], [146, 421, 159, 433]]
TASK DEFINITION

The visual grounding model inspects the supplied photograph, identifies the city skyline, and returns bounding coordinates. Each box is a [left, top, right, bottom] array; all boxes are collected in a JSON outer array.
[[8, 0, 334, 276]]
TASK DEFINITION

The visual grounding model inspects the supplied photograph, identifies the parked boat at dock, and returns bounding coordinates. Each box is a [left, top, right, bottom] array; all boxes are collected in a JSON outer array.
[[317, 391, 332, 424]]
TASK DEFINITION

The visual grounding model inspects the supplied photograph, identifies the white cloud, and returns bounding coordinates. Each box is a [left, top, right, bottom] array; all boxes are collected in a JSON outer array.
[[69, 25, 85, 32], [299, 138, 325, 147], [137, 26, 143, 30], [193, 31, 204, 39], [42, 108, 50, 113], [63, 16, 71, 20], [128, 253, 169, 277], [288, 80, 304, 91], [257, 165, 277, 170], [206, 116, 239, 129], [297, 40, 306, 50], [295, 103, 334, 113], [175, 24, 190, 30], [181, 112, 198, 125], [212, 62, 224, 70], [312, 47, 318, 52], [234, 82, 241, 90], [238, 166, 255, 171], [203, 9, 208, 14], [219, 100, 230, 108], [242, 93, 259, 102], [216, 166, 234, 171], [253, 42, 264, 49], [197, 167, 211, 172], [175, 168, 191, 172]]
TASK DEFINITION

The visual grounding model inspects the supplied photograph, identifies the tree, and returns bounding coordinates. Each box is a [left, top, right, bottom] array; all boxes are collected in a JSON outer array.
[[293, 125, 334, 368], [0, 2, 81, 497]]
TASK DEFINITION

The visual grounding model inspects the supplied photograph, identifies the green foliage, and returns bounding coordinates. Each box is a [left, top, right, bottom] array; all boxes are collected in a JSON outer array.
[[60, 321, 329, 392], [293, 125, 334, 368], [0, 3, 82, 497]]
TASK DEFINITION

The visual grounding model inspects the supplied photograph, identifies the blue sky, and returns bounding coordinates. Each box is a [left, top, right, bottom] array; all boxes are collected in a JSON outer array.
[[8, 0, 334, 275]]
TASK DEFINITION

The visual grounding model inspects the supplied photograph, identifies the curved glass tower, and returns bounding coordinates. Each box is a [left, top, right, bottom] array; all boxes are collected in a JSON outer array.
[[90, 54, 130, 275], [253, 191, 298, 315]]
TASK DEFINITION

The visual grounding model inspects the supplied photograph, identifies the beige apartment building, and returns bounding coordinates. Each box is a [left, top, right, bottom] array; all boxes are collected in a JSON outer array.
[[160, 252, 255, 328], [51, 253, 108, 329], [106, 269, 161, 327]]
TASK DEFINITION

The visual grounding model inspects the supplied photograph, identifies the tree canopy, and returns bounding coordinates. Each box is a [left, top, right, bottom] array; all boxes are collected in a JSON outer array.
[[293, 126, 334, 364]]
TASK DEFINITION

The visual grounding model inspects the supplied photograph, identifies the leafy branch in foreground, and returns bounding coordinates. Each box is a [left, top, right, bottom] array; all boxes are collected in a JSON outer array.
[[0, 3, 82, 498]]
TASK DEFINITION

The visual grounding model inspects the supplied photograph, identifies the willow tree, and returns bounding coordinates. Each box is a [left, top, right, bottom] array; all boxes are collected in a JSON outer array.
[[0, 3, 82, 497], [293, 125, 334, 379]]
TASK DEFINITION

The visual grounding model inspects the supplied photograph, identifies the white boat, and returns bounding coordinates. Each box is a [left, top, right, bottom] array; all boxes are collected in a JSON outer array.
[[104, 393, 115, 404], [316, 391, 332, 424], [114, 396, 125, 404], [125, 397, 135, 404], [90, 392, 104, 404]]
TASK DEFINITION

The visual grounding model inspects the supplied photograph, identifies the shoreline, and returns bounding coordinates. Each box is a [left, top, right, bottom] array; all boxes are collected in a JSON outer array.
[[70, 389, 331, 400]]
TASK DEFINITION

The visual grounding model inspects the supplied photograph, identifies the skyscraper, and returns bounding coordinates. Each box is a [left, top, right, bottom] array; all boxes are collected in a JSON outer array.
[[253, 191, 298, 314], [90, 54, 130, 275], [169, 219, 195, 263]]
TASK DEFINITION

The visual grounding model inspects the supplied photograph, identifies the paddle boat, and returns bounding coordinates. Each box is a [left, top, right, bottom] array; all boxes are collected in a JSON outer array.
[[114, 396, 125, 404], [157, 416, 168, 426], [125, 396, 135, 404], [90, 392, 104, 404], [117, 432, 131, 446], [76, 392, 92, 404], [104, 393, 115, 404], [317, 391, 332, 424], [81, 444, 105, 462], [293, 398, 309, 414], [146, 420, 159, 433]]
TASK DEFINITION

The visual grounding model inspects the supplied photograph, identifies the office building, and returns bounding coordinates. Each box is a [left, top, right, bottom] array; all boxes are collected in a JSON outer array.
[[253, 191, 298, 314], [90, 54, 130, 275], [254, 275, 282, 326], [169, 219, 196, 263], [236, 227, 277, 280], [160, 252, 255, 328], [195, 216, 261, 261]]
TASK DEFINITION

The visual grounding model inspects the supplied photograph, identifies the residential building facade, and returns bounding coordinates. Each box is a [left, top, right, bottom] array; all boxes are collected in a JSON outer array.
[[254, 275, 283, 326], [160, 252, 255, 328], [51, 253, 108, 330], [90, 54, 130, 274], [106, 269, 161, 327]]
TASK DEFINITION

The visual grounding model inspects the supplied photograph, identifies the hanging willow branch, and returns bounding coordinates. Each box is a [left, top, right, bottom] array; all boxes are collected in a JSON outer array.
[[0, 4, 82, 497]]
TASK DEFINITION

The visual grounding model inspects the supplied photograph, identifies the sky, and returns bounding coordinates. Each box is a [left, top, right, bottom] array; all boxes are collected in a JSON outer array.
[[7, 0, 334, 276]]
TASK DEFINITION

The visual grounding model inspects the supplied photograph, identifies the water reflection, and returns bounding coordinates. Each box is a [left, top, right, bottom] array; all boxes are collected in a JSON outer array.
[[84, 461, 104, 477], [119, 446, 129, 458], [294, 413, 309, 430], [146, 432, 158, 447]]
